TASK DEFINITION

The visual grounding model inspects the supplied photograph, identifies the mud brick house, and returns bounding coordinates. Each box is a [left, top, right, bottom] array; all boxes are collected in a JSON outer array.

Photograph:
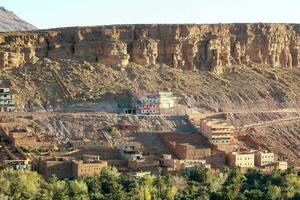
[[38, 156, 108, 179], [160, 133, 211, 160], [159, 154, 210, 172], [9, 129, 53, 148]]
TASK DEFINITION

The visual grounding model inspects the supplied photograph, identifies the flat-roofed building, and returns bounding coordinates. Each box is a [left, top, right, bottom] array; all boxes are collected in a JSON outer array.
[[228, 152, 255, 168], [38, 156, 108, 179], [274, 161, 288, 171], [9, 129, 53, 148], [4, 159, 31, 170], [159, 92, 176, 109], [254, 151, 275, 167], [117, 144, 144, 160], [38, 157, 74, 179], [0, 79, 15, 112], [160, 133, 211, 160], [72, 159, 108, 179], [200, 119, 234, 145], [159, 154, 210, 172], [130, 90, 160, 115]]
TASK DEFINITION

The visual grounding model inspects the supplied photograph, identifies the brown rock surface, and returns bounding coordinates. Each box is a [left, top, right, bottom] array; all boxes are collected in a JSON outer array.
[[1, 24, 300, 72]]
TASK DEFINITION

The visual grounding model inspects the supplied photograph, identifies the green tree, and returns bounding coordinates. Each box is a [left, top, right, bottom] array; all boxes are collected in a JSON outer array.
[[49, 176, 70, 200], [266, 185, 281, 200], [8, 170, 41, 199], [221, 167, 245, 200], [99, 167, 126, 199], [69, 180, 89, 200]]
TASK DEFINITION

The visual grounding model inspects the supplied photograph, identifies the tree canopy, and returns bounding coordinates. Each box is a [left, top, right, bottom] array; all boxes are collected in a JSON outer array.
[[0, 166, 299, 200]]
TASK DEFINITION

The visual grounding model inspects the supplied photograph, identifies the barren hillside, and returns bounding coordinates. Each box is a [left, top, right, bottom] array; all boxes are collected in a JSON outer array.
[[0, 24, 300, 166], [0, 7, 36, 32]]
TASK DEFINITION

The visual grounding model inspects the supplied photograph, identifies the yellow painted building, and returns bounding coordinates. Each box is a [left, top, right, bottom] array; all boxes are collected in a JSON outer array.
[[228, 152, 255, 168], [254, 151, 275, 167]]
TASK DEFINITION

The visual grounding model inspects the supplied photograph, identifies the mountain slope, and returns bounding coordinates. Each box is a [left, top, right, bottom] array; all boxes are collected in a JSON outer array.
[[0, 6, 36, 32]]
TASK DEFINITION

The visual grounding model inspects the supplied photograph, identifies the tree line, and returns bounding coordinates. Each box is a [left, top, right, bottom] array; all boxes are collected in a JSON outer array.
[[0, 166, 299, 200]]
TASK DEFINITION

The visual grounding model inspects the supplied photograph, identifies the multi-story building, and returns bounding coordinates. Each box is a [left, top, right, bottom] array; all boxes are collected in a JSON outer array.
[[72, 157, 108, 179], [128, 90, 177, 115], [0, 80, 15, 112], [38, 156, 108, 179], [130, 90, 160, 115], [227, 152, 255, 168], [200, 119, 234, 145], [38, 157, 74, 179], [254, 151, 275, 167]]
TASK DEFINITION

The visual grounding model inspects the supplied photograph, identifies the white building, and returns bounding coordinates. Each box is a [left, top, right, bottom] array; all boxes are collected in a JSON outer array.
[[159, 92, 176, 109], [117, 144, 144, 161], [254, 151, 275, 167]]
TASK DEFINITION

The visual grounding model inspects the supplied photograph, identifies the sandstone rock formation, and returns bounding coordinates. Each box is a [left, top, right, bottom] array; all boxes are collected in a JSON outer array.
[[132, 29, 158, 66], [1, 24, 300, 73]]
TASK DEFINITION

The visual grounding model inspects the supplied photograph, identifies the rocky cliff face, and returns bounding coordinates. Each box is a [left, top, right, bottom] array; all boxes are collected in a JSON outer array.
[[0, 24, 300, 74], [0, 7, 36, 32]]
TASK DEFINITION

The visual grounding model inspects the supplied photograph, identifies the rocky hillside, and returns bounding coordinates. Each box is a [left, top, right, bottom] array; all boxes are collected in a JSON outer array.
[[0, 24, 299, 110], [0, 7, 36, 32]]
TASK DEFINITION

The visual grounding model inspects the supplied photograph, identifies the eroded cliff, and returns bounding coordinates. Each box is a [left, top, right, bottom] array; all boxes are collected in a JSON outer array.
[[1, 24, 300, 74]]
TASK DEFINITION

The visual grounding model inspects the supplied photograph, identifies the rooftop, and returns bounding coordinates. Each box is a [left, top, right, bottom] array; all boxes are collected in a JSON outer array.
[[162, 133, 211, 148], [132, 89, 160, 100], [204, 119, 235, 129]]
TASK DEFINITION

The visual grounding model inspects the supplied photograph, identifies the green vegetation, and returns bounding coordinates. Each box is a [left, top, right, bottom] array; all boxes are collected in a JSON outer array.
[[0, 166, 299, 200]]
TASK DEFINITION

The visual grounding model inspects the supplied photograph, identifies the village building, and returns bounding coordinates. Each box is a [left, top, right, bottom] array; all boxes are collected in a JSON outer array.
[[38, 156, 108, 179], [3, 159, 31, 170], [159, 92, 176, 109], [254, 150, 275, 167], [0, 79, 15, 112], [38, 157, 74, 179], [124, 90, 177, 115], [117, 144, 144, 160], [128, 159, 159, 171], [200, 119, 234, 145], [260, 161, 289, 173], [72, 155, 108, 178], [9, 129, 53, 148], [130, 90, 161, 115], [159, 154, 210, 172], [159, 133, 211, 160], [227, 152, 255, 168], [274, 161, 288, 171]]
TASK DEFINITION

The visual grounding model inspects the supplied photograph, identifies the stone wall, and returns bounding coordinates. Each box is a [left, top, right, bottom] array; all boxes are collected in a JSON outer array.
[[1, 24, 300, 74]]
